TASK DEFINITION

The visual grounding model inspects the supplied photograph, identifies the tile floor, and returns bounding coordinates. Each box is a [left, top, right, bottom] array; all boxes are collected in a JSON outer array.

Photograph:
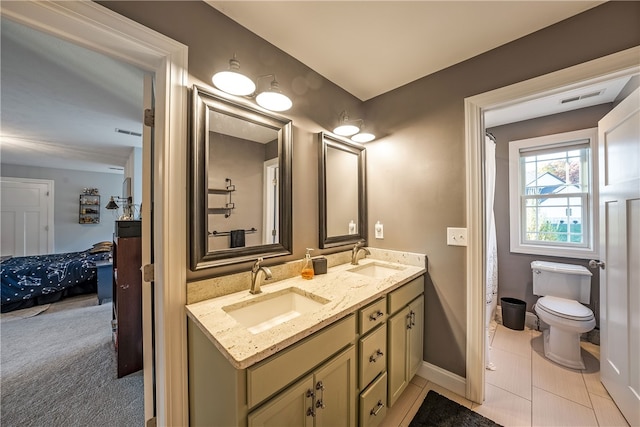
[[380, 323, 630, 427]]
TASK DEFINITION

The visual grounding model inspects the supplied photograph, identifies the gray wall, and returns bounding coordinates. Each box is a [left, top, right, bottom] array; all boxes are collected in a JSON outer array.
[[487, 104, 613, 327], [208, 133, 268, 250], [99, 1, 640, 378], [1, 164, 123, 253]]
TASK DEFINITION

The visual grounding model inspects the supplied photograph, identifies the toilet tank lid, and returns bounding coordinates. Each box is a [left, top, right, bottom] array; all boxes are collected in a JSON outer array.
[[531, 261, 592, 276]]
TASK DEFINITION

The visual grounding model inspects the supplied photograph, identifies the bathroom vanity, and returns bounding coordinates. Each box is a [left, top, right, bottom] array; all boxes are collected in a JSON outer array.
[[186, 250, 426, 426]]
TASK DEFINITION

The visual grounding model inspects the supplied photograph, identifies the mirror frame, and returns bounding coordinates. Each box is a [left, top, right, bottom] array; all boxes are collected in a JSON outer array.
[[318, 132, 367, 248], [190, 85, 293, 270]]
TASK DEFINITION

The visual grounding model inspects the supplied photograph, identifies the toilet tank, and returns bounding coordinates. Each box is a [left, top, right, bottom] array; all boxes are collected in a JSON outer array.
[[531, 261, 592, 303]]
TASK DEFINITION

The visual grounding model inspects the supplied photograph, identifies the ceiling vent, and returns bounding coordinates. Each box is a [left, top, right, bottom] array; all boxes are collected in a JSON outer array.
[[560, 90, 603, 104], [115, 128, 142, 137]]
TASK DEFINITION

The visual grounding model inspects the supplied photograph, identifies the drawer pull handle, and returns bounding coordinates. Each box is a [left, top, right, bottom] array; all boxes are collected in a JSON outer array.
[[369, 349, 384, 363], [306, 389, 316, 417], [369, 310, 384, 321], [370, 400, 385, 416], [315, 381, 326, 410]]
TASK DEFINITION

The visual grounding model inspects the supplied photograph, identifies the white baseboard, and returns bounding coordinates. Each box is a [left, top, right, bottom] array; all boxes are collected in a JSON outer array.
[[417, 361, 466, 397]]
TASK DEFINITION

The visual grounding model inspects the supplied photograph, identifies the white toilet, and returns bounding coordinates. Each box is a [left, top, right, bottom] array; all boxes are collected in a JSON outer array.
[[531, 260, 595, 369]]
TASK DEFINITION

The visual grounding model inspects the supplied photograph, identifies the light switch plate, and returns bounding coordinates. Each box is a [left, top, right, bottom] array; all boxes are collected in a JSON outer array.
[[375, 222, 384, 239], [447, 227, 467, 246]]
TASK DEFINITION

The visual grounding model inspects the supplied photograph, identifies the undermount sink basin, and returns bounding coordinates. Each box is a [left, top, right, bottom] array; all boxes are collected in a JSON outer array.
[[223, 287, 330, 334], [347, 262, 406, 279]]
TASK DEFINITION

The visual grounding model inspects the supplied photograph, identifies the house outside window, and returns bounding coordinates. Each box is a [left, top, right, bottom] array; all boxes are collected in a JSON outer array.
[[509, 128, 599, 258]]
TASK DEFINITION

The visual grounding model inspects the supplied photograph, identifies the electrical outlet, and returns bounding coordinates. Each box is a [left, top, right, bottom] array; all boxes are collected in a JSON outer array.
[[375, 221, 384, 239], [447, 227, 467, 246]]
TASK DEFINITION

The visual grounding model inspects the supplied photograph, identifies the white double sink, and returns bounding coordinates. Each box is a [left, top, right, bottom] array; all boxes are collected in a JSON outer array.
[[223, 262, 405, 334]]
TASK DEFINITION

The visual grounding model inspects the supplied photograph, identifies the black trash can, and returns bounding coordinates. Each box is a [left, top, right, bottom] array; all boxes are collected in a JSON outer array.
[[501, 297, 526, 330]]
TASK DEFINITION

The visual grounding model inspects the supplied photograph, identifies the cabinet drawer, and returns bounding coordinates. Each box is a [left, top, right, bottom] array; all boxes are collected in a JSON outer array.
[[388, 276, 424, 315], [359, 298, 386, 335], [359, 324, 387, 389], [247, 314, 356, 408], [359, 372, 387, 427]]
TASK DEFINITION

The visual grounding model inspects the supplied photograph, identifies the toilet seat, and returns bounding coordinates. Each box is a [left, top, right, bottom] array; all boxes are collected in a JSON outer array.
[[536, 296, 594, 321]]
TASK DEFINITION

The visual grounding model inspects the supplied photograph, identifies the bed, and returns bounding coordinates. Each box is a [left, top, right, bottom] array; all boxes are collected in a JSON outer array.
[[1, 244, 111, 313]]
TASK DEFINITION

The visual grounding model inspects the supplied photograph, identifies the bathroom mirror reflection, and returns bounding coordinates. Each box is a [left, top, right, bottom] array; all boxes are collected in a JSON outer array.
[[318, 132, 367, 248], [190, 85, 292, 270]]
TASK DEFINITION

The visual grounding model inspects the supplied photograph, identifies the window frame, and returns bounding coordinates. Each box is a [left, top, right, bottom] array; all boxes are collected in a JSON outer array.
[[508, 128, 599, 259]]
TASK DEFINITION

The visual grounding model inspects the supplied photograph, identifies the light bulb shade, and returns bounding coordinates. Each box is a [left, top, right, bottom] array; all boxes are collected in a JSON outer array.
[[256, 90, 292, 111], [333, 124, 360, 136], [212, 70, 256, 96], [351, 132, 376, 143], [105, 196, 119, 210]]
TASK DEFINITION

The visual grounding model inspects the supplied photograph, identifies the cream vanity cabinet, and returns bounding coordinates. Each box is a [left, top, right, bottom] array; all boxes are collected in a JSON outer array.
[[358, 298, 388, 427], [187, 273, 425, 427], [188, 314, 357, 426], [249, 345, 356, 427], [387, 276, 425, 407]]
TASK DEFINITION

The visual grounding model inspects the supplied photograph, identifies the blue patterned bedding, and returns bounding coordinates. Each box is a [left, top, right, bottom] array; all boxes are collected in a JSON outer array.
[[1, 250, 110, 312]]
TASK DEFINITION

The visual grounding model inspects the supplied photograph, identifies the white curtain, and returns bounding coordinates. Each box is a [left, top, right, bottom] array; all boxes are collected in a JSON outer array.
[[485, 135, 498, 370]]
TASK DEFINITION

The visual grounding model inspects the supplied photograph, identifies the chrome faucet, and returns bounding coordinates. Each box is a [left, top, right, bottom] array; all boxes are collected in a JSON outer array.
[[351, 241, 371, 265], [250, 257, 272, 294]]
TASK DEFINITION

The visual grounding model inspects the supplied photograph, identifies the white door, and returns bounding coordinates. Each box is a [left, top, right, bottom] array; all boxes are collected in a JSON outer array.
[[598, 87, 640, 427], [1, 177, 54, 256]]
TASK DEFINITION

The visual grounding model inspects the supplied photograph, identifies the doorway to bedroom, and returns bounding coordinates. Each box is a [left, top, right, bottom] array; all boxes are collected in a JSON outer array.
[[0, 15, 146, 425]]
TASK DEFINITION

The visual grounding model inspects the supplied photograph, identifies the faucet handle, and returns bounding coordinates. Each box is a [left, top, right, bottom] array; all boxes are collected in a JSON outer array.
[[252, 257, 264, 272]]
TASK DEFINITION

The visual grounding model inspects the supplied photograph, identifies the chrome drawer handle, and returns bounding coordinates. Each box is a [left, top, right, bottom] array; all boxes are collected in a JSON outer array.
[[315, 381, 326, 410], [306, 389, 315, 417], [369, 310, 384, 321], [370, 400, 385, 416], [369, 349, 384, 363]]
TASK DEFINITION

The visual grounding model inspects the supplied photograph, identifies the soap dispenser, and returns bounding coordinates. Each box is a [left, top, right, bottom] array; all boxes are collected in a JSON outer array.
[[301, 248, 314, 280]]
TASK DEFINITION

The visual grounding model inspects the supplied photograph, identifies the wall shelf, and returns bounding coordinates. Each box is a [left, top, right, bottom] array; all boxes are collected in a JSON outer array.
[[208, 178, 235, 218], [79, 194, 100, 224]]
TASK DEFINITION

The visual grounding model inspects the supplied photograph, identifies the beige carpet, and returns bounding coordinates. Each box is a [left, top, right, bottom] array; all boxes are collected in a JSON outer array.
[[0, 295, 144, 426]]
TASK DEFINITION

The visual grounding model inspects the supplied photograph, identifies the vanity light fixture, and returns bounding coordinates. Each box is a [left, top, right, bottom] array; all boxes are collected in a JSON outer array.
[[211, 55, 256, 96], [212, 55, 293, 112], [255, 75, 292, 112], [333, 110, 376, 142]]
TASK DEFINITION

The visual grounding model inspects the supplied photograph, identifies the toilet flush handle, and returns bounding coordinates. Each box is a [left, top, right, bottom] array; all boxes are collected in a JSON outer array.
[[588, 259, 605, 270]]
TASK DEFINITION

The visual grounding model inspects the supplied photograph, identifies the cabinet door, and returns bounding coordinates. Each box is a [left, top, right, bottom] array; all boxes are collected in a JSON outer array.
[[408, 295, 424, 379], [387, 305, 410, 407], [248, 375, 315, 427], [314, 345, 357, 427]]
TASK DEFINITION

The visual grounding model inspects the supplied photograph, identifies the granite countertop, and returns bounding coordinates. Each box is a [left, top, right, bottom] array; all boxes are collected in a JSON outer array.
[[186, 250, 426, 370]]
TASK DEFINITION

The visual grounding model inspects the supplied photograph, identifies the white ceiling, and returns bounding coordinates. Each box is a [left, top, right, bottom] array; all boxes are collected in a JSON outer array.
[[1, 17, 144, 174], [1, 1, 630, 174], [207, 1, 605, 101]]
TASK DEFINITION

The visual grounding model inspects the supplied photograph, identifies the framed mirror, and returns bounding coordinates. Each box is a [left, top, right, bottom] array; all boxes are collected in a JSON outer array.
[[190, 85, 292, 270], [318, 132, 367, 248]]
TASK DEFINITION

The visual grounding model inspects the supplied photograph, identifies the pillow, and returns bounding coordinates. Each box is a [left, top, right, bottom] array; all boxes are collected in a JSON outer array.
[[90, 245, 112, 254]]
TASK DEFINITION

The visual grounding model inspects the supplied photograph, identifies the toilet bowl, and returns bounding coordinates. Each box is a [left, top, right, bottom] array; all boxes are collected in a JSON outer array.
[[534, 295, 595, 369]]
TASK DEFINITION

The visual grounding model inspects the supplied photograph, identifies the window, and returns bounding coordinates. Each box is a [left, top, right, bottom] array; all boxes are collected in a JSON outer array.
[[509, 128, 598, 258]]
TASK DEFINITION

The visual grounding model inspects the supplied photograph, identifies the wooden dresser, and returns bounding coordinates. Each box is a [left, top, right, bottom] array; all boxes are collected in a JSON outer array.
[[112, 221, 142, 378]]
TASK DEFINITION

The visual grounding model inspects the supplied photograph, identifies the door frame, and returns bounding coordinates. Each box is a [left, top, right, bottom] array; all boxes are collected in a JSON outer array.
[[464, 46, 640, 403], [0, 2, 189, 425]]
